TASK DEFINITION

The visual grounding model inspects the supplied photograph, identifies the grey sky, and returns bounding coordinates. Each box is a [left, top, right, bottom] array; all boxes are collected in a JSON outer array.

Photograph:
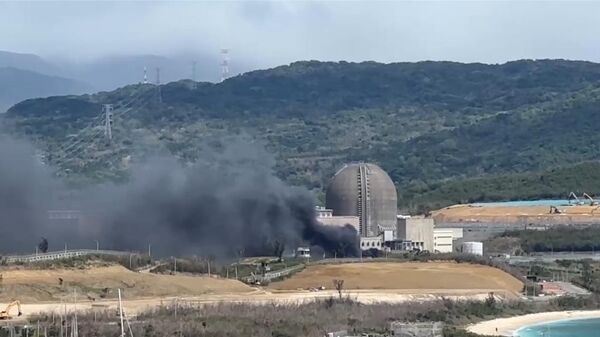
[[1, 1, 600, 67]]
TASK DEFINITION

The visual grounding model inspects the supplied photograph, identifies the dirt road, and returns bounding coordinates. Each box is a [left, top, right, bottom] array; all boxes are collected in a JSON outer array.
[[5, 289, 511, 323]]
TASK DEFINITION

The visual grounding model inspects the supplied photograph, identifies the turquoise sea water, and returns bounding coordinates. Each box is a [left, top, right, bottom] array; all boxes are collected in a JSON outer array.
[[516, 317, 600, 337], [472, 199, 572, 207]]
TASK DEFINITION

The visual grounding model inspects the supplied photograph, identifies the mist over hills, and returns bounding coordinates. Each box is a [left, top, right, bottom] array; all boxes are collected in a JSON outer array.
[[5, 59, 600, 211], [0, 67, 92, 112], [0, 50, 251, 111]]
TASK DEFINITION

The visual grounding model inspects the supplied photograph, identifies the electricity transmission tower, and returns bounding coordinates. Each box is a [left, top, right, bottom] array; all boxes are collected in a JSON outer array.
[[156, 67, 162, 103], [103, 104, 113, 141]]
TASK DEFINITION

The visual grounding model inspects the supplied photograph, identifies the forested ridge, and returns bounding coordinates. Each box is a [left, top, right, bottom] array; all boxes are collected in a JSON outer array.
[[5, 59, 600, 211]]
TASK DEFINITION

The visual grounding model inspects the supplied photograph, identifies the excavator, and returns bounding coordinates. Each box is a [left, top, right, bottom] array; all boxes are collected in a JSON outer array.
[[568, 192, 585, 205], [0, 300, 22, 320], [583, 193, 599, 205]]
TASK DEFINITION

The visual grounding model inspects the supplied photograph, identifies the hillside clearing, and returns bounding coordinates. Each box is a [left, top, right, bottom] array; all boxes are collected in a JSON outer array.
[[269, 262, 523, 295]]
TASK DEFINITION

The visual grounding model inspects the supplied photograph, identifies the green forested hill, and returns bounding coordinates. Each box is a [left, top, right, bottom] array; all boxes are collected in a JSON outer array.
[[5, 59, 600, 211]]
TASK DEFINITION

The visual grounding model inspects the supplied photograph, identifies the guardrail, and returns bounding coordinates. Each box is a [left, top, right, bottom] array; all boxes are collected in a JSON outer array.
[[2, 249, 131, 263]]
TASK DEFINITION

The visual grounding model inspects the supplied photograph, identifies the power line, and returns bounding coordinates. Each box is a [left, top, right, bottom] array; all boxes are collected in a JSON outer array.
[[51, 87, 151, 164]]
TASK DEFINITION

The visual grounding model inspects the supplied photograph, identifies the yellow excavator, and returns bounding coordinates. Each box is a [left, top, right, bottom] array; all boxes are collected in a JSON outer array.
[[0, 300, 22, 320]]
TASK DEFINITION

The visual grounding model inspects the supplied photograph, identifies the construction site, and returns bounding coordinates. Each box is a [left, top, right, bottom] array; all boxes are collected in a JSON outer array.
[[434, 192, 600, 226]]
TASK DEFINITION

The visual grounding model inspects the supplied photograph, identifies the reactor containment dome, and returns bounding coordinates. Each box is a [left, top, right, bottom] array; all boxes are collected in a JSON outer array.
[[325, 163, 397, 237]]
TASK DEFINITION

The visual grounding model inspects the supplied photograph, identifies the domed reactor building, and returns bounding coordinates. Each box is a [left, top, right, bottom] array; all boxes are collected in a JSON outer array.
[[325, 163, 397, 237]]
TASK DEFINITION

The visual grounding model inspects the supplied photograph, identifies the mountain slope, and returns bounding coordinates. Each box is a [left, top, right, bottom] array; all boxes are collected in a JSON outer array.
[[5, 59, 600, 210], [0, 67, 92, 112], [0, 50, 61, 76]]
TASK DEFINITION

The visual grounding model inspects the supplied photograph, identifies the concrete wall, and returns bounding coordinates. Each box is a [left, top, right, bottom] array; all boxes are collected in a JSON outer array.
[[397, 217, 434, 252]]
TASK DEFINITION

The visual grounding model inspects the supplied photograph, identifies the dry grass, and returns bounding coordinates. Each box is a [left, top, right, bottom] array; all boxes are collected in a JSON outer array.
[[0, 265, 251, 302], [269, 262, 523, 294]]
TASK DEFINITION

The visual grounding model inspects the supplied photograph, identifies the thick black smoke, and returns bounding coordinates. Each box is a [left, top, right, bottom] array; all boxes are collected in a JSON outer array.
[[0, 137, 359, 258]]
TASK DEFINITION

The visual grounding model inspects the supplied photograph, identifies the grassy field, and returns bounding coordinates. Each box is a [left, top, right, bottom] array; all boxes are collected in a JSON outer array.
[[268, 262, 523, 294]]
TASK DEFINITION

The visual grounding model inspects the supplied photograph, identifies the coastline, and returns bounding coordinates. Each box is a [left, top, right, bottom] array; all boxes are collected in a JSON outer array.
[[466, 310, 600, 336]]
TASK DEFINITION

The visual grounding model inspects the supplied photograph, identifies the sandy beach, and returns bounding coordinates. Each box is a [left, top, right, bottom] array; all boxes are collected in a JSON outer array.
[[467, 310, 600, 336]]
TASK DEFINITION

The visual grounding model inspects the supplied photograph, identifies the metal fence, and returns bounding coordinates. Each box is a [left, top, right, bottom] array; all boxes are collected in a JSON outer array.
[[246, 263, 306, 283]]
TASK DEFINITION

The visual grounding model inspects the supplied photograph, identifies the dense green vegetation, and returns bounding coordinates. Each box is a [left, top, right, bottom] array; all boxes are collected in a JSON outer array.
[[402, 162, 600, 210], [502, 226, 600, 253], [6, 60, 600, 210]]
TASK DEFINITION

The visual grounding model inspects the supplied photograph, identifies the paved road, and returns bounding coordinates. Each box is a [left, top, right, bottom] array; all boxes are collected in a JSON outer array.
[[506, 252, 600, 264]]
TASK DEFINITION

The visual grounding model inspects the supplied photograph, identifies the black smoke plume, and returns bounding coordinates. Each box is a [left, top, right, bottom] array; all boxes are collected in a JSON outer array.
[[0, 137, 359, 258]]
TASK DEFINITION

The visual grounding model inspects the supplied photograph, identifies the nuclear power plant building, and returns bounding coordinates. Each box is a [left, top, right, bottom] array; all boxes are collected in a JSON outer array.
[[325, 163, 398, 237], [320, 162, 457, 253]]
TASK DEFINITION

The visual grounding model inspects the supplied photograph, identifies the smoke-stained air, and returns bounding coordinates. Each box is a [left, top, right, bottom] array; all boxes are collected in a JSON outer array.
[[0, 137, 359, 258]]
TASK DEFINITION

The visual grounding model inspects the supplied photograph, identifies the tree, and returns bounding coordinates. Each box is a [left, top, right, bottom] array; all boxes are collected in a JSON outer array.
[[38, 238, 48, 253], [485, 292, 496, 309], [332, 279, 344, 299], [582, 261, 594, 289]]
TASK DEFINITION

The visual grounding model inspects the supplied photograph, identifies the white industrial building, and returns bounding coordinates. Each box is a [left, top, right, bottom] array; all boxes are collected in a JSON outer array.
[[461, 241, 484, 256], [433, 229, 454, 253], [433, 227, 464, 253]]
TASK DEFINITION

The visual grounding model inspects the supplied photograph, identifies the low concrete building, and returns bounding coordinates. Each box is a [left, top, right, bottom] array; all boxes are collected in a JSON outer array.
[[433, 228, 454, 253], [315, 206, 333, 218], [360, 236, 384, 250], [316, 206, 360, 233], [390, 321, 444, 337], [396, 217, 434, 252]]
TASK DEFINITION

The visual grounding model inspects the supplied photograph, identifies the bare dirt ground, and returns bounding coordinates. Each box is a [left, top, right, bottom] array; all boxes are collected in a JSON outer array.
[[268, 262, 523, 295], [0, 262, 523, 321], [0, 265, 251, 302], [432, 204, 600, 224]]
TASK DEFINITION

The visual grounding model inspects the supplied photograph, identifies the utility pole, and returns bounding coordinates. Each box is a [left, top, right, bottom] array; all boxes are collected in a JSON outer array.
[[103, 104, 113, 141], [118, 289, 125, 337], [94, 240, 99, 251], [155, 67, 162, 104]]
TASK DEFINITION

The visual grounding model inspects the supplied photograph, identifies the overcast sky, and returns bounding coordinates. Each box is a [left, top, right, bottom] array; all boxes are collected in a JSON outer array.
[[2, 1, 600, 68]]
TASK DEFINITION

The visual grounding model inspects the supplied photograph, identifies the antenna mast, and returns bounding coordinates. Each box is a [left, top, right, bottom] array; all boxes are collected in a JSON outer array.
[[143, 66, 148, 84], [220, 48, 230, 82]]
